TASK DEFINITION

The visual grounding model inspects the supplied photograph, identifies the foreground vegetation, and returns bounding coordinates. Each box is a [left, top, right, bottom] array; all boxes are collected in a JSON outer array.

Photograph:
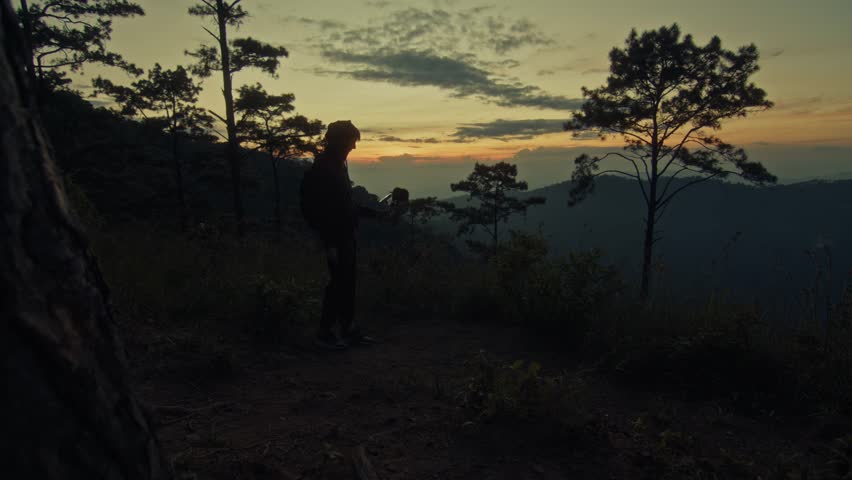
[[79, 208, 852, 478]]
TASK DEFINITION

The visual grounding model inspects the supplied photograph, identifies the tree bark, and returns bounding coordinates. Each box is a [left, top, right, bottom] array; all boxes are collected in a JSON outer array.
[[271, 153, 281, 236], [640, 180, 658, 303], [17, 0, 38, 94], [0, 2, 169, 478], [640, 204, 655, 303], [217, 0, 245, 236], [171, 122, 187, 231]]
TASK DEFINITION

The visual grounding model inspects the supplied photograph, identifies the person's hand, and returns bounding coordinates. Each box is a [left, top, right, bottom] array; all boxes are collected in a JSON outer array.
[[373, 203, 392, 215]]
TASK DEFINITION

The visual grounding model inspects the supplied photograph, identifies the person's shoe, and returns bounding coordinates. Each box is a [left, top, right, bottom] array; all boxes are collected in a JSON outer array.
[[314, 331, 347, 351], [342, 329, 377, 346]]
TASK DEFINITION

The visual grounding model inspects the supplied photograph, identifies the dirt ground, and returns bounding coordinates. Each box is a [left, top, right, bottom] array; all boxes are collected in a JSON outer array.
[[129, 319, 841, 479]]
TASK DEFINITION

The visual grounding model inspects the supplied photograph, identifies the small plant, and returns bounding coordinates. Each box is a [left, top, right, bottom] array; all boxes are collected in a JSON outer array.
[[460, 351, 575, 423], [822, 434, 852, 480], [248, 274, 318, 347]]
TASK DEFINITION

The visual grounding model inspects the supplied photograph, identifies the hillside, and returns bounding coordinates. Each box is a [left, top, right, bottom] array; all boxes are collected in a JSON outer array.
[[444, 176, 852, 305]]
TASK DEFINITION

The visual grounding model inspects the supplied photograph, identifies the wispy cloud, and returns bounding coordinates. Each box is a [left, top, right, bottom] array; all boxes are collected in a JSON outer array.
[[318, 49, 581, 110], [288, 16, 347, 29], [293, 6, 578, 110], [767, 48, 785, 58], [375, 135, 442, 144], [451, 118, 568, 140], [317, 6, 553, 55]]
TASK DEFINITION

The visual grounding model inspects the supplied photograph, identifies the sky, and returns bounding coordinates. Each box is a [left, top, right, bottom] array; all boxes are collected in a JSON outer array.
[[74, 0, 852, 196]]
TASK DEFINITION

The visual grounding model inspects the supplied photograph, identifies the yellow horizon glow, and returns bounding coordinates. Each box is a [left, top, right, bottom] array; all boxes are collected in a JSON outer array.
[[65, 0, 852, 168]]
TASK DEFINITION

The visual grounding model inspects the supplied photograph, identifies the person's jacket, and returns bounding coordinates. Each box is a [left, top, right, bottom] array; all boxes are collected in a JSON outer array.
[[304, 154, 379, 243]]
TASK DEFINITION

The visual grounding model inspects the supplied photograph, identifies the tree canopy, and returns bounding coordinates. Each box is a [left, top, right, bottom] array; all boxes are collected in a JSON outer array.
[[17, 0, 144, 92], [185, 0, 290, 236], [92, 64, 213, 140], [565, 24, 776, 301], [450, 162, 545, 253]]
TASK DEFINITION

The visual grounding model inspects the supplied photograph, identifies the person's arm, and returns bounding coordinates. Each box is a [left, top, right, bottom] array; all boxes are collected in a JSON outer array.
[[357, 205, 380, 218]]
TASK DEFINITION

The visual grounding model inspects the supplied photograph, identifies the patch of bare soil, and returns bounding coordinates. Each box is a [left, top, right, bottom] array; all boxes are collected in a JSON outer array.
[[129, 320, 844, 479]]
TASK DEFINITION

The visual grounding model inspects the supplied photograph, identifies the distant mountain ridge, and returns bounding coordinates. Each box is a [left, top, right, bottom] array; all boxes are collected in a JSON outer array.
[[442, 175, 852, 304]]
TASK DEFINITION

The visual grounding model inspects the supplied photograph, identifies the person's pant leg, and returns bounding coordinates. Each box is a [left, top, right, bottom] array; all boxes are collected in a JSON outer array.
[[320, 244, 340, 333], [337, 237, 357, 333]]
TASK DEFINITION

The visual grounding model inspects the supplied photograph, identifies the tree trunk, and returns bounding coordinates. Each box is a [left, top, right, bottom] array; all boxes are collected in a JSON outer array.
[[18, 0, 38, 98], [0, 3, 169, 478], [271, 153, 281, 236], [640, 181, 658, 303], [172, 124, 187, 231], [493, 197, 499, 247], [217, 0, 244, 236]]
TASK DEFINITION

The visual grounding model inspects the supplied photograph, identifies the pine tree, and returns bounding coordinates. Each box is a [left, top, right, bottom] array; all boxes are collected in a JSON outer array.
[[186, 0, 289, 236], [565, 24, 776, 302]]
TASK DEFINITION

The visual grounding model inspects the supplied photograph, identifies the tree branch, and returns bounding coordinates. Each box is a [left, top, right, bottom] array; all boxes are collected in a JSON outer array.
[[593, 169, 639, 180], [201, 26, 220, 42], [207, 108, 226, 124], [657, 172, 721, 210], [658, 125, 702, 177], [599, 151, 650, 204]]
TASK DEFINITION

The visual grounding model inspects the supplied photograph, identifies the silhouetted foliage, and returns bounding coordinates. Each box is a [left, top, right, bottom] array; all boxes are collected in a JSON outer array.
[[186, 0, 289, 236], [16, 0, 144, 94], [92, 64, 214, 228], [235, 83, 323, 233], [564, 24, 776, 301], [492, 231, 621, 340], [407, 196, 453, 226], [449, 162, 545, 254]]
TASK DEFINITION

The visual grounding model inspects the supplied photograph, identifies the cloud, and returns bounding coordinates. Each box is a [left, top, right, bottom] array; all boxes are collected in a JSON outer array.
[[349, 146, 612, 197], [451, 118, 569, 140], [295, 5, 576, 110], [375, 135, 441, 144], [285, 16, 347, 29], [373, 153, 422, 165], [536, 55, 607, 77], [321, 6, 553, 55], [350, 143, 852, 198], [537, 63, 578, 76], [773, 96, 823, 115], [365, 0, 390, 7], [319, 49, 582, 110]]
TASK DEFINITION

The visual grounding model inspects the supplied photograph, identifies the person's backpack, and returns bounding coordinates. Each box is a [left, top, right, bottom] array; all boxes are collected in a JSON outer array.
[[299, 166, 324, 231]]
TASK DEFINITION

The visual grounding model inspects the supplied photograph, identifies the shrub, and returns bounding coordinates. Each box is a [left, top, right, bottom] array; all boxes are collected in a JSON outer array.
[[247, 274, 320, 348], [491, 231, 622, 344], [90, 222, 325, 347], [459, 350, 578, 423]]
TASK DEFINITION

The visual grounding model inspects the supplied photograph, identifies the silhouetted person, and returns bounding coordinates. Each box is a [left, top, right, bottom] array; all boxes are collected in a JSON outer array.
[[301, 120, 377, 349]]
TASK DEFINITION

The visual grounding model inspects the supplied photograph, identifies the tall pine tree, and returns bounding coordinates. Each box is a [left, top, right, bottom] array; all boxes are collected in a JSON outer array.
[[186, 0, 289, 236]]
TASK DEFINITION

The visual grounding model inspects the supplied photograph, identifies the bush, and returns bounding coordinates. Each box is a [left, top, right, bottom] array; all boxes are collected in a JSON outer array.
[[459, 350, 578, 423], [247, 274, 320, 347], [491, 231, 622, 344], [90, 222, 325, 348]]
